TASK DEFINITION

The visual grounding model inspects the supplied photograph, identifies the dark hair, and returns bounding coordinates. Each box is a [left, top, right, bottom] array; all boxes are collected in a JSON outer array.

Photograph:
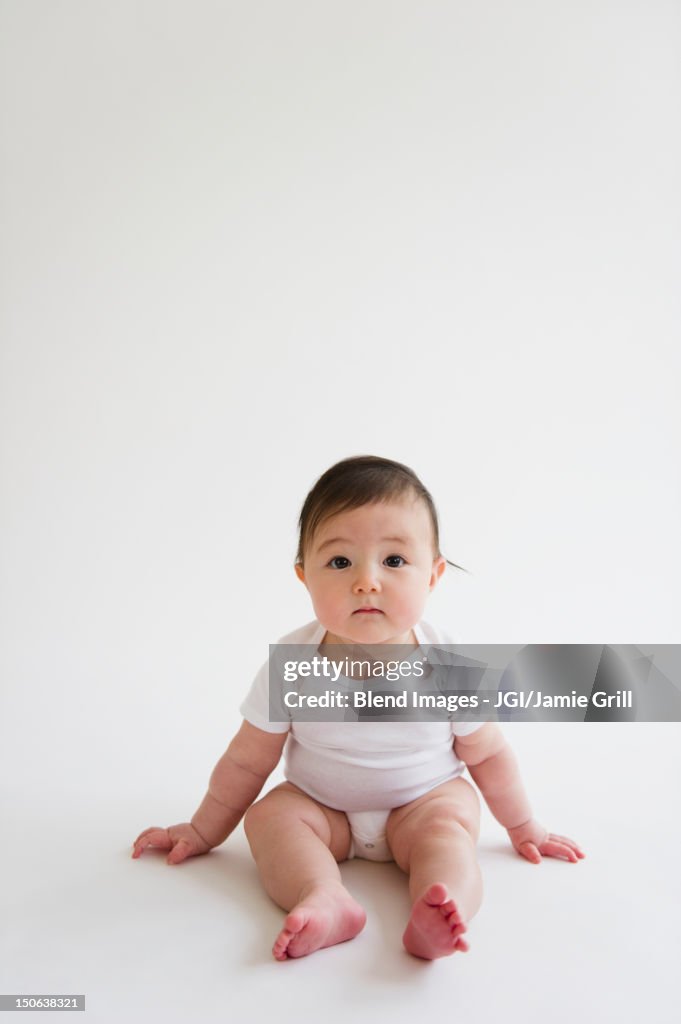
[[296, 455, 466, 572]]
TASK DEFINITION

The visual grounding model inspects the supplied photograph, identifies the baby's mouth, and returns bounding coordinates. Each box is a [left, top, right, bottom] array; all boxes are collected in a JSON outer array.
[[353, 608, 383, 614]]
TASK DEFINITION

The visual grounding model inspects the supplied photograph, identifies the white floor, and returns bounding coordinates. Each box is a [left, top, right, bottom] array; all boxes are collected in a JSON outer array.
[[2, 724, 679, 1024]]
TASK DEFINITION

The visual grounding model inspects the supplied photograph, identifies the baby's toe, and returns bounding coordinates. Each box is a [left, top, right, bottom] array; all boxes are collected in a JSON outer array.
[[424, 883, 448, 906]]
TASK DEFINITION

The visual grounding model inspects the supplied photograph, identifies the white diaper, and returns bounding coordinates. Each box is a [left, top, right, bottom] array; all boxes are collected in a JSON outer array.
[[346, 809, 393, 862]]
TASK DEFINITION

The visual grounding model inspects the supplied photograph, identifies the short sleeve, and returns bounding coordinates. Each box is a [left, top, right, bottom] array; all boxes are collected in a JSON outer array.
[[239, 658, 291, 734], [422, 632, 486, 738], [450, 720, 486, 737]]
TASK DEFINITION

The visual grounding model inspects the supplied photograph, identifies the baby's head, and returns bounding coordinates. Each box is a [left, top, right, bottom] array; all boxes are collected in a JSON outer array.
[[294, 455, 449, 645]]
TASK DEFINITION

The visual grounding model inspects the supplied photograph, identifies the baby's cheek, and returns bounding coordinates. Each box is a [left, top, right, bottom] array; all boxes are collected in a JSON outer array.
[[313, 594, 343, 628], [404, 593, 429, 623]]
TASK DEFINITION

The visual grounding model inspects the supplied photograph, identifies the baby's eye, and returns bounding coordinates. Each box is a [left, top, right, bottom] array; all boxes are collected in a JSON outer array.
[[384, 555, 406, 568], [328, 556, 351, 570]]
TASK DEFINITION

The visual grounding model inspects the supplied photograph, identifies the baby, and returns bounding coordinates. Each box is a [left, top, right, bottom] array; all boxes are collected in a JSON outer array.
[[132, 455, 584, 961]]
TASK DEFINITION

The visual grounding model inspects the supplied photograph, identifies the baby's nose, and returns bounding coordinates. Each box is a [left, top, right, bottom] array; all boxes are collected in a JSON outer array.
[[352, 568, 381, 593]]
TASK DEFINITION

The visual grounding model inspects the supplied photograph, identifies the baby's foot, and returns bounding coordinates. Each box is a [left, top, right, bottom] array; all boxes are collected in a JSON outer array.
[[402, 883, 469, 960], [272, 883, 366, 961]]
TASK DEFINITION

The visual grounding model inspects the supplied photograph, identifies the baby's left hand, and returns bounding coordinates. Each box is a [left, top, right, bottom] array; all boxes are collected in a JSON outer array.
[[507, 818, 585, 864]]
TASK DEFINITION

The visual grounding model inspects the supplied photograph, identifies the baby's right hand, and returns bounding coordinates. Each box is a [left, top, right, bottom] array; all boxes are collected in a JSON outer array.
[[131, 823, 211, 865]]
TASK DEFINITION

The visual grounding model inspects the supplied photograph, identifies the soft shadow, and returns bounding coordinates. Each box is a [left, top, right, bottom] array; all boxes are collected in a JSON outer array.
[[127, 838, 516, 972], [126, 839, 284, 966], [339, 861, 442, 983]]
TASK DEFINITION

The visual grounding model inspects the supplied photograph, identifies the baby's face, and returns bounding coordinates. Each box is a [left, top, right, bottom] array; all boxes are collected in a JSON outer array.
[[295, 498, 446, 646]]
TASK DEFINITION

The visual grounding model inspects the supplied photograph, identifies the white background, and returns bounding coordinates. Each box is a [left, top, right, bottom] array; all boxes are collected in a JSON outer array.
[[1, 2, 679, 1022]]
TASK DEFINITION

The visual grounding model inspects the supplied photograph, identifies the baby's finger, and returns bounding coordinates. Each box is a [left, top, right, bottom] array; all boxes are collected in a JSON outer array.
[[540, 840, 579, 862], [166, 838, 193, 865], [519, 841, 542, 864], [132, 829, 171, 858], [548, 833, 584, 853], [555, 839, 585, 858], [133, 826, 163, 845]]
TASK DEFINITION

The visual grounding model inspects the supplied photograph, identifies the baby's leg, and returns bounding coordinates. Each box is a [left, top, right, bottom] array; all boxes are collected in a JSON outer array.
[[243, 782, 366, 960], [387, 777, 482, 960]]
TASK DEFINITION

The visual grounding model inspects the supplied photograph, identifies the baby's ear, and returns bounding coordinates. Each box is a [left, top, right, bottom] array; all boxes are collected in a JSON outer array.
[[294, 563, 306, 585], [429, 556, 446, 589]]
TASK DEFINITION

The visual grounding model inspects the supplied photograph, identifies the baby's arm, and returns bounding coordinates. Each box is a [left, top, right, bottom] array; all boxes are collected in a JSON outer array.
[[454, 723, 584, 863], [132, 720, 288, 864]]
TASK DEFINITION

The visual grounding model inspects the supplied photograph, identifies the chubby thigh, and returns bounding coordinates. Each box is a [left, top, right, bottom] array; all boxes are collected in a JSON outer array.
[[247, 780, 354, 862], [245, 777, 479, 868], [386, 777, 481, 871]]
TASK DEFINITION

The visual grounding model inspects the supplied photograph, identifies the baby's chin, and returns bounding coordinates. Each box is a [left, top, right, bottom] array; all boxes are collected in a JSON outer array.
[[325, 620, 416, 646]]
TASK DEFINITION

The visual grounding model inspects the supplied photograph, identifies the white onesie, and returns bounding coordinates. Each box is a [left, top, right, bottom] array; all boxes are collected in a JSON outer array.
[[239, 620, 484, 860]]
